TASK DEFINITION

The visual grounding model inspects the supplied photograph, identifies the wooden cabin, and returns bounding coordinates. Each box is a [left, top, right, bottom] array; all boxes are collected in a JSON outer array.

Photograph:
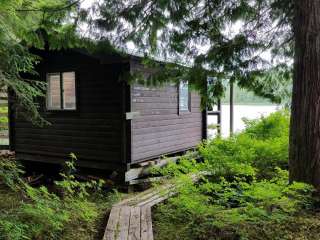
[[9, 49, 207, 181]]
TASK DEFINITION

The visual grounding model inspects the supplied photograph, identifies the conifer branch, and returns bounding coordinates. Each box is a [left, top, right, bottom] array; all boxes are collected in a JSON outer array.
[[16, 0, 82, 13]]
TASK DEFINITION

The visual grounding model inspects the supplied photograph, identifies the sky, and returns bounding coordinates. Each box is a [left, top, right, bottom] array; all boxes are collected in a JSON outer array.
[[80, 0, 95, 9]]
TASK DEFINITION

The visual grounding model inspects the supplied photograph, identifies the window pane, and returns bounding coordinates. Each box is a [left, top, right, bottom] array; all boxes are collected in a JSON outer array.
[[63, 72, 76, 110], [47, 74, 61, 109], [179, 81, 189, 111]]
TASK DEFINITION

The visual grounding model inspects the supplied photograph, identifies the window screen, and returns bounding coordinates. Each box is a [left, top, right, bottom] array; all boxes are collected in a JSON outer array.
[[47, 73, 61, 109], [47, 72, 76, 110], [62, 72, 76, 109], [179, 81, 190, 112]]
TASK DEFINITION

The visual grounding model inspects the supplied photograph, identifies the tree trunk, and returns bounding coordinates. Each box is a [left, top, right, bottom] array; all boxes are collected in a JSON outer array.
[[289, 0, 320, 188]]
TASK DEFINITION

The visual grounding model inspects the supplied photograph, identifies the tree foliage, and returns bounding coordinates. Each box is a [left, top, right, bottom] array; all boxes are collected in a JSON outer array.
[[92, 0, 294, 104], [0, 0, 85, 124]]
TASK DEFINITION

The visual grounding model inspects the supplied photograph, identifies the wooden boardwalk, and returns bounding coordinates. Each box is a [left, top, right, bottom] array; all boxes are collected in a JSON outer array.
[[102, 184, 174, 240]]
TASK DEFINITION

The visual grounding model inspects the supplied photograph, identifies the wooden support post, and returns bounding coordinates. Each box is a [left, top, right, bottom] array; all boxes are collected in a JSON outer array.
[[217, 99, 222, 136], [230, 81, 234, 136]]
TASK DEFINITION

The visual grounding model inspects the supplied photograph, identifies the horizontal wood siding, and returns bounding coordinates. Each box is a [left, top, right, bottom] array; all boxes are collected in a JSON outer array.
[[14, 50, 125, 170], [131, 84, 203, 163]]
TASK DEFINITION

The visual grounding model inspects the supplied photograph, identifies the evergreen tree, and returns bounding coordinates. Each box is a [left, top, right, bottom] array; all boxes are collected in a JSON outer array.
[[289, 1, 320, 189], [0, 0, 85, 124], [92, 0, 320, 188], [92, 0, 293, 104]]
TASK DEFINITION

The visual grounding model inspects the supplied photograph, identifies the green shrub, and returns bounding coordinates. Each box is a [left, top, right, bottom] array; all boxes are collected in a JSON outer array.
[[0, 154, 117, 240], [153, 110, 318, 240], [0, 157, 24, 191], [154, 169, 315, 240], [199, 111, 289, 179], [242, 110, 290, 140]]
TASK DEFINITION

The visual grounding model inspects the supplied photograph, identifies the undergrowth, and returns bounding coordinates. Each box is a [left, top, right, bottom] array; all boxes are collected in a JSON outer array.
[[153, 111, 320, 240], [0, 153, 119, 240]]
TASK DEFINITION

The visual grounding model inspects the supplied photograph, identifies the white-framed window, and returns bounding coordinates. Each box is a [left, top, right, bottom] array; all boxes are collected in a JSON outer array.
[[47, 72, 76, 110], [179, 81, 190, 112]]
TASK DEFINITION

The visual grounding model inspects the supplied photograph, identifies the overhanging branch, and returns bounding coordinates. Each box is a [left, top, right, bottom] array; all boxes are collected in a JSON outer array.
[[16, 0, 82, 13]]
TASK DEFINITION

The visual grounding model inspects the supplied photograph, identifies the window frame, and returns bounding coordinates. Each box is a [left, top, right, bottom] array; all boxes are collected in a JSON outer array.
[[178, 81, 191, 115], [46, 71, 77, 111]]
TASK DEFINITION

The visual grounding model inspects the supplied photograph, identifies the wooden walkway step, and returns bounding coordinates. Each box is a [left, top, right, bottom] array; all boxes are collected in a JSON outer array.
[[102, 183, 173, 240], [103, 205, 154, 240], [103, 172, 206, 240]]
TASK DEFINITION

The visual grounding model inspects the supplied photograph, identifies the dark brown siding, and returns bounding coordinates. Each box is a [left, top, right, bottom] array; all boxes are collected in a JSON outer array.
[[14, 50, 126, 170], [130, 83, 203, 163]]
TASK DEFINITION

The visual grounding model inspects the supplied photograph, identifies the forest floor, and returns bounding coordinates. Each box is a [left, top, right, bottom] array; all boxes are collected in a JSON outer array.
[[0, 154, 123, 240]]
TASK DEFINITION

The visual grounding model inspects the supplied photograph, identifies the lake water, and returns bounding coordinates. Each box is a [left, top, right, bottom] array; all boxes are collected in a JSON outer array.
[[208, 104, 281, 138]]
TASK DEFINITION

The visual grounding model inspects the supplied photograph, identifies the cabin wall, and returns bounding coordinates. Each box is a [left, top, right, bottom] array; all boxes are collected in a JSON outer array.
[[13, 50, 126, 170], [130, 62, 204, 163]]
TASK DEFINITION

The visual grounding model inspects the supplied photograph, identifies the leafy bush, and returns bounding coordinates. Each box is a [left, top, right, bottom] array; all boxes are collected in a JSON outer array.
[[153, 111, 319, 240], [0, 157, 24, 191], [242, 110, 289, 140], [199, 110, 290, 179], [0, 154, 117, 240]]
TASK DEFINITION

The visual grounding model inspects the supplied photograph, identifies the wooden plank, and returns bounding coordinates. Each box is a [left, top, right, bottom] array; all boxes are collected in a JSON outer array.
[[118, 206, 131, 240], [115, 186, 167, 207], [16, 153, 125, 171], [128, 207, 141, 240], [18, 117, 121, 124], [106, 207, 121, 231], [138, 191, 176, 207], [132, 96, 178, 104], [131, 140, 201, 161], [15, 138, 121, 151], [125, 156, 181, 182], [16, 122, 121, 131], [119, 180, 178, 206], [15, 132, 120, 145], [132, 135, 202, 153], [104, 230, 116, 240], [133, 102, 182, 110], [15, 144, 121, 158], [132, 146, 198, 164], [128, 177, 168, 186], [132, 132, 202, 150], [132, 126, 201, 141], [132, 116, 202, 129], [15, 128, 121, 139], [130, 108, 201, 116], [140, 206, 153, 240], [104, 207, 121, 240], [131, 96, 201, 106], [15, 148, 121, 162], [135, 184, 176, 207], [132, 112, 201, 123], [131, 122, 202, 135]]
